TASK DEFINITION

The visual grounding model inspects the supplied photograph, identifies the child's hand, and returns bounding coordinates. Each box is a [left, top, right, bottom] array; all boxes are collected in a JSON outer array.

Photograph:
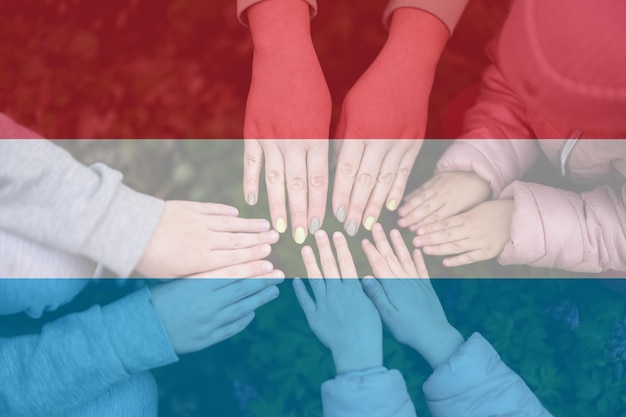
[[293, 231, 383, 374], [398, 171, 491, 231], [360, 224, 464, 369], [412, 200, 514, 267], [332, 139, 423, 237], [136, 201, 279, 278], [151, 275, 283, 354]]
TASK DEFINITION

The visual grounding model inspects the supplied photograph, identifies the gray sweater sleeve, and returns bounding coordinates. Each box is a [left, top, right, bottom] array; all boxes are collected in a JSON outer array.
[[0, 287, 179, 417], [0, 139, 164, 277]]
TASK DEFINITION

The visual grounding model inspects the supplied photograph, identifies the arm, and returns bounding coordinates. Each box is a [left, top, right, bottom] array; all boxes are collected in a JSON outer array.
[[0, 138, 281, 278], [294, 231, 417, 417], [358, 227, 553, 417], [0, 138, 163, 277], [0, 288, 178, 417], [241, 0, 331, 243], [423, 333, 554, 417], [332, 8, 449, 235], [498, 179, 626, 272]]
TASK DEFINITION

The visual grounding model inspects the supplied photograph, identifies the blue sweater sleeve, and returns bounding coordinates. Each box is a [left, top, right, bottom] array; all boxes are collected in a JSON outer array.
[[0, 287, 178, 417], [423, 333, 553, 417]]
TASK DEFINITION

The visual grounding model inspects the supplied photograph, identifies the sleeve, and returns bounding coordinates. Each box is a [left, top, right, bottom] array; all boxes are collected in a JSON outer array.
[[0, 138, 164, 277], [0, 287, 178, 417], [435, 139, 539, 197], [497, 179, 626, 273], [382, 0, 470, 35], [321, 368, 417, 417], [423, 333, 553, 417], [237, 0, 318, 27], [434, 63, 541, 196]]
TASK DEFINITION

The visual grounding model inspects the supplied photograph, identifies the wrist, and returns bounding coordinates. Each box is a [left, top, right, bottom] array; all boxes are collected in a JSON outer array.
[[331, 344, 383, 375], [410, 324, 464, 370], [248, 0, 314, 52]]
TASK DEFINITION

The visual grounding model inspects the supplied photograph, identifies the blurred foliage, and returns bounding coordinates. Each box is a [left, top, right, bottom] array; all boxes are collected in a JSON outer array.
[[46, 139, 626, 417], [0, 0, 510, 139]]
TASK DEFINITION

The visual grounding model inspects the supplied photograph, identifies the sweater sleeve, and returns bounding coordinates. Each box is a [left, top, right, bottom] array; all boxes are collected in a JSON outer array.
[[0, 287, 178, 417], [382, 0, 469, 34], [435, 139, 540, 197], [0, 138, 164, 277], [321, 368, 417, 417], [497, 180, 626, 273], [237, 0, 317, 27], [423, 333, 553, 417]]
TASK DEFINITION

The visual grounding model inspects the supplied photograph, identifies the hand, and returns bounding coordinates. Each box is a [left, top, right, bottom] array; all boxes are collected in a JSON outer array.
[[293, 231, 383, 374], [244, 0, 331, 244], [412, 200, 514, 267], [136, 201, 279, 278], [150, 275, 284, 354], [360, 223, 464, 369], [398, 171, 491, 231], [244, 139, 329, 244], [332, 139, 422, 237]]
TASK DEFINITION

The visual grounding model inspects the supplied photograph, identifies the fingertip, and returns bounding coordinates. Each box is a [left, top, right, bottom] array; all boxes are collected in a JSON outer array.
[[372, 222, 383, 233], [386, 199, 397, 212], [301, 245, 313, 256]]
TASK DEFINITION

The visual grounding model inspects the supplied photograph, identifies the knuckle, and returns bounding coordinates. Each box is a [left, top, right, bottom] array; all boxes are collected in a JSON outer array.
[[287, 177, 306, 192], [229, 235, 243, 249], [396, 167, 410, 178], [337, 255, 352, 266], [322, 259, 337, 273], [373, 257, 388, 270], [452, 241, 464, 252], [384, 254, 398, 264], [377, 172, 394, 186], [266, 170, 285, 185], [309, 174, 327, 189], [357, 173, 375, 189], [339, 163, 357, 180], [245, 155, 261, 168]]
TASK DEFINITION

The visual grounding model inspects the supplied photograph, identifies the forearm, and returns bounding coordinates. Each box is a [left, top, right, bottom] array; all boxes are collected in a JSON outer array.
[[408, 324, 465, 370], [0, 139, 164, 277], [248, 0, 314, 52], [0, 287, 177, 417], [386, 7, 448, 72]]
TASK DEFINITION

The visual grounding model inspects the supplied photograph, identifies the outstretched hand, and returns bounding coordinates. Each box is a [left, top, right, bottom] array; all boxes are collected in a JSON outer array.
[[151, 276, 284, 354], [293, 231, 383, 374], [360, 224, 464, 369], [136, 201, 280, 278]]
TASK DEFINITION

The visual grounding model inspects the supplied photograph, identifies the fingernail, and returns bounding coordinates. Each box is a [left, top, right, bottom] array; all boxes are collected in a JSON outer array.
[[294, 227, 306, 245], [276, 218, 287, 234], [364, 216, 375, 231], [309, 217, 320, 235], [274, 271, 285, 279], [246, 193, 256, 206], [262, 244, 271, 254], [346, 220, 358, 237], [259, 219, 270, 231], [387, 200, 397, 211], [268, 230, 279, 241], [336, 206, 347, 223], [263, 262, 273, 272]]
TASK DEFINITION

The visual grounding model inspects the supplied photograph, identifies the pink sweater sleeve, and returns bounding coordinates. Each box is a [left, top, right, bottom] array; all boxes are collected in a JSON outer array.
[[497, 179, 626, 273], [383, 0, 469, 34], [435, 63, 541, 197], [237, 0, 317, 27], [435, 139, 539, 197]]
